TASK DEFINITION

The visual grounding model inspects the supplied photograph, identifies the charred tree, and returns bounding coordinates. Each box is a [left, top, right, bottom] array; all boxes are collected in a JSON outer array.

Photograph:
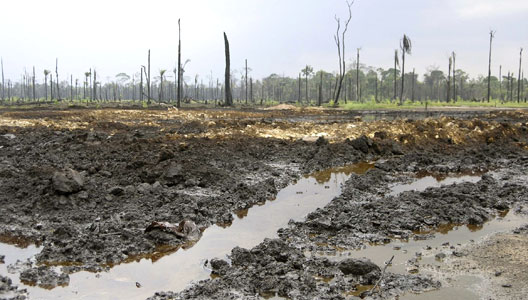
[[55, 58, 60, 100], [318, 71, 323, 106], [177, 19, 182, 108], [332, 0, 353, 107], [452, 52, 456, 102], [518, 48, 523, 103], [447, 56, 452, 102], [93, 69, 97, 101], [245, 59, 248, 104], [223, 32, 233, 106], [487, 30, 495, 102], [32, 66, 36, 102], [393, 49, 399, 101], [411, 68, 415, 102], [298, 73, 302, 103], [1, 58, 4, 101], [356, 48, 360, 102], [499, 65, 503, 102]]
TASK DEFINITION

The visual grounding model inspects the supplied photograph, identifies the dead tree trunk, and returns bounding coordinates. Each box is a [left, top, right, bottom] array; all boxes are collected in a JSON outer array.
[[250, 77, 253, 103], [487, 30, 495, 102], [177, 19, 182, 108], [518, 48, 523, 103], [393, 50, 398, 101], [32, 67, 36, 102], [224, 32, 233, 106], [70, 74, 73, 101], [411, 68, 415, 102], [1, 58, 4, 101], [499, 65, 503, 102], [93, 70, 97, 101], [298, 73, 301, 104], [148, 50, 151, 103], [245, 59, 248, 104], [332, 0, 353, 107], [140, 67, 144, 101], [356, 48, 360, 102], [318, 71, 323, 106], [452, 52, 456, 102], [55, 58, 60, 100], [447, 56, 452, 102]]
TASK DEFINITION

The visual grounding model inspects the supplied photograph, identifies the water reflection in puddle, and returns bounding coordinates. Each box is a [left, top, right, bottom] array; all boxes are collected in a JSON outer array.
[[0, 162, 373, 300], [389, 174, 483, 196]]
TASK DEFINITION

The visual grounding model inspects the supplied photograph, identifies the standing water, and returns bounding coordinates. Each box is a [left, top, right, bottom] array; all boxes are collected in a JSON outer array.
[[0, 162, 374, 300]]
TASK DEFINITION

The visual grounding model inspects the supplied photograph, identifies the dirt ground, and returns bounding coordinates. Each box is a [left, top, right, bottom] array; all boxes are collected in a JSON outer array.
[[0, 105, 527, 299]]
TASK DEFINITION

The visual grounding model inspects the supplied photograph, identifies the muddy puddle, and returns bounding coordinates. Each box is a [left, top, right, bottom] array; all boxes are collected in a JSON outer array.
[[389, 173, 483, 196], [305, 212, 525, 300], [0, 162, 373, 300]]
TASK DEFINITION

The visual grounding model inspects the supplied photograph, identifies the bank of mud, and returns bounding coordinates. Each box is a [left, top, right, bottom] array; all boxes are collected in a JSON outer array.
[[0, 107, 527, 299]]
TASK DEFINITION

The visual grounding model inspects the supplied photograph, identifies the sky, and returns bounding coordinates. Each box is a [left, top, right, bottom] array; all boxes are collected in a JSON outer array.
[[1, 0, 527, 84]]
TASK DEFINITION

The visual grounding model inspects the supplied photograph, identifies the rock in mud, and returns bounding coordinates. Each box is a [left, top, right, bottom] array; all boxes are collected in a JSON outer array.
[[338, 258, 381, 276], [0, 275, 26, 300], [19, 266, 70, 289], [209, 258, 229, 276], [145, 220, 200, 244], [51, 169, 84, 194], [108, 186, 125, 196], [348, 135, 372, 153]]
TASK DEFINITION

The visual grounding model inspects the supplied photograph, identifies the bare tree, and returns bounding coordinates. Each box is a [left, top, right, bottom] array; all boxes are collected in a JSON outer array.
[[298, 73, 302, 103], [147, 50, 151, 103], [318, 71, 323, 106], [447, 56, 452, 102], [411, 68, 416, 102], [32, 67, 36, 102], [159, 69, 166, 102], [245, 59, 248, 104], [1, 58, 4, 101], [487, 30, 495, 102], [70, 74, 73, 102], [55, 58, 60, 100], [452, 51, 456, 102], [499, 65, 503, 102], [140, 67, 143, 101], [356, 48, 360, 102], [399, 34, 412, 105], [393, 49, 399, 101], [332, 0, 354, 106], [93, 69, 97, 101], [177, 19, 182, 108], [224, 32, 233, 106], [518, 48, 523, 103]]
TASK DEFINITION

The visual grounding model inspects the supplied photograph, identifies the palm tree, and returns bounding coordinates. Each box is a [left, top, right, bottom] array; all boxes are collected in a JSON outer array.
[[84, 71, 91, 99], [159, 69, 166, 102], [399, 34, 412, 105], [301, 65, 314, 104], [43, 70, 51, 101]]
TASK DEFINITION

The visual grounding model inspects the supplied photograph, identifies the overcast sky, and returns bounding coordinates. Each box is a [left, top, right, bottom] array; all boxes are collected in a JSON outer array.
[[1, 0, 527, 83]]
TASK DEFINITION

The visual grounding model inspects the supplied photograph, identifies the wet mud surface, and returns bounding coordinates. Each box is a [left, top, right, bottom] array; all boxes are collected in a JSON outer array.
[[0, 106, 527, 299]]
